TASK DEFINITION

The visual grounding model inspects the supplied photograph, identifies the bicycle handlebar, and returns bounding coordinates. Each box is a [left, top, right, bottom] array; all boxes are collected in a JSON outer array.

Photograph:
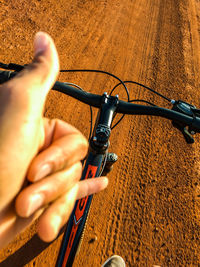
[[1, 70, 200, 132]]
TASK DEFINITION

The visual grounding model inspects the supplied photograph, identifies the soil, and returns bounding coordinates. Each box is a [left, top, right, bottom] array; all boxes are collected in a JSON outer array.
[[1, 0, 200, 266]]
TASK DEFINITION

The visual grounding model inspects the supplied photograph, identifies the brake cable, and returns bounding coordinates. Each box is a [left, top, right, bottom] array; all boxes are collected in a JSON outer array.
[[0, 62, 174, 132], [110, 80, 172, 103], [60, 69, 130, 102], [60, 70, 172, 129], [110, 80, 173, 129]]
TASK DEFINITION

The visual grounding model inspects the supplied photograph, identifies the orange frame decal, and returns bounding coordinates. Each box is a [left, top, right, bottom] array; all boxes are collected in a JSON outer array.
[[62, 165, 98, 267]]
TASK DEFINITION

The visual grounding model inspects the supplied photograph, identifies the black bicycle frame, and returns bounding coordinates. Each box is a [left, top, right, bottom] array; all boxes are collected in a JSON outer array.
[[56, 93, 119, 267]]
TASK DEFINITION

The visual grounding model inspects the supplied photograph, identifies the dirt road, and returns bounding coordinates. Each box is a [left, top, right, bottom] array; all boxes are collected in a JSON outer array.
[[1, 0, 200, 266]]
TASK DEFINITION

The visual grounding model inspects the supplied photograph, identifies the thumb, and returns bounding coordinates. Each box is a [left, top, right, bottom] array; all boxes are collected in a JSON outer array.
[[5, 32, 59, 115]]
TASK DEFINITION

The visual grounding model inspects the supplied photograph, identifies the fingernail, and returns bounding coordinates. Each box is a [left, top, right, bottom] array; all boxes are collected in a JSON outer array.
[[34, 164, 52, 181], [102, 177, 109, 189], [26, 194, 44, 217], [34, 32, 49, 55], [104, 177, 109, 186]]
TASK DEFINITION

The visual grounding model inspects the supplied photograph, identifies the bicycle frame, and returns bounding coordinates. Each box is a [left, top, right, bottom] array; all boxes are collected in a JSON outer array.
[[56, 93, 119, 267]]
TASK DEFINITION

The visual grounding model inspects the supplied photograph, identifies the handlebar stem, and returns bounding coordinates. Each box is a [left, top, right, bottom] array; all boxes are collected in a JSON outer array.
[[90, 93, 119, 152]]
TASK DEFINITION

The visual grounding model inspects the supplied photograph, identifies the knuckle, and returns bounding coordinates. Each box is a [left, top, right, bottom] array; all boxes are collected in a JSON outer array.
[[51, 145, 66, 171], [15, 192, 29, 217]]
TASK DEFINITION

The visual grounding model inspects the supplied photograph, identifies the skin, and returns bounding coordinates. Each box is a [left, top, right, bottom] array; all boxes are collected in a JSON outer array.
[[0, 32, 108, 248]]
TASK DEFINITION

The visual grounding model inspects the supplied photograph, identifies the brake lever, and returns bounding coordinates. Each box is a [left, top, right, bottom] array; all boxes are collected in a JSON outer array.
[[172, 122, 195, 143], [171, 100, 199, 143]]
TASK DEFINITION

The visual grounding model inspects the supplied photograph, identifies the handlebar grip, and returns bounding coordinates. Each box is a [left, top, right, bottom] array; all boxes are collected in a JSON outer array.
[[0, 70, 102, 108], [0, 70, 16, 84]]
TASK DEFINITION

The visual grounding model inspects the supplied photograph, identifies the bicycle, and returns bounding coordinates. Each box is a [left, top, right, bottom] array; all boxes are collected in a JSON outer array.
[[1, 62, 200, 267]]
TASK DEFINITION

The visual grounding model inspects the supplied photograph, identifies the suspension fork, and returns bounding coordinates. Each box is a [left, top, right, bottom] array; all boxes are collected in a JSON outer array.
[[56, 93, 119, 267]]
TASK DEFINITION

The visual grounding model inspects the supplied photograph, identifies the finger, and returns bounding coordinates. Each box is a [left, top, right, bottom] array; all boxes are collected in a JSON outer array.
[[41, 118, 82, 151], [76, 176, 109, 199], [0, 204, 43, 249], [15, 162, 82, 218], [3, 32, 59, 115], [37, 177, 108, 242], [27, 119, 88, 182]]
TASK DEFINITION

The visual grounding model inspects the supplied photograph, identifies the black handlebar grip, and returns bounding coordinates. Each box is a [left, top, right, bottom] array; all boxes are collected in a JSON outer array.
[[0, 70, 16, 84]]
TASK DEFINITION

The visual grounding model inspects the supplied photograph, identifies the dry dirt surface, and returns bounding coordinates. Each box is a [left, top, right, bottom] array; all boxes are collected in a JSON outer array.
[[1, 0, 200, 266]]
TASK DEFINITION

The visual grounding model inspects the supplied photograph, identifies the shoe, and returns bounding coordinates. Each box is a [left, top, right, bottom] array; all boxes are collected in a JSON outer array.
[[101, 255, 126, 267]]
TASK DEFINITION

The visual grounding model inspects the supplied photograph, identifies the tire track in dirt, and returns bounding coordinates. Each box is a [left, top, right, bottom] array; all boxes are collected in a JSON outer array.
[[97, 2, 161, 266], [142, 1, 200, 265]]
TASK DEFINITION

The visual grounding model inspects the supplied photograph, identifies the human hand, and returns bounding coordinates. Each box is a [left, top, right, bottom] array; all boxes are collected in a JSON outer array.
[[0, 32, 108, 248]]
